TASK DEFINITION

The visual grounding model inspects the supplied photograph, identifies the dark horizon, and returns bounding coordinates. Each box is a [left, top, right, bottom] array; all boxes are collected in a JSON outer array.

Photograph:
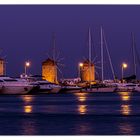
[[0, 5, 140, 79]]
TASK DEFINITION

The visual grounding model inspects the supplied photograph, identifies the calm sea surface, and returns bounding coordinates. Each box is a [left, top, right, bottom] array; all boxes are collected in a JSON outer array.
[[0, 92, 140, 135]]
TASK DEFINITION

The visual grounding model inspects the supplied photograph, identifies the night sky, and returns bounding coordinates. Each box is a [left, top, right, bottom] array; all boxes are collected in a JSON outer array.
[[0, 5, 140, 80]]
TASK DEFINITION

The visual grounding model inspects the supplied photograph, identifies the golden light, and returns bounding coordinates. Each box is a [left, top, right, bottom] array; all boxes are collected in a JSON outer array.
[[119, 92, 130, 101], [79, 63, 83, 67], [22, 95, 34, 103], [22, 96, 33, 114], [24, 105, 32, 113], [25, 61, 30, 67], [121, 105, 131, 116], [119, 123, 133, 135], [78, 105, 87, 115], [74, 92, 88, 102], [122, 95, 130, 101], [79, 96, 86, 102], [122, 63, 127, 68]]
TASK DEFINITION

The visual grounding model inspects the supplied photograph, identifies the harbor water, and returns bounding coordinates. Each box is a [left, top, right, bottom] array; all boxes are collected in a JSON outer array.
[[0, 92, 140, 135]]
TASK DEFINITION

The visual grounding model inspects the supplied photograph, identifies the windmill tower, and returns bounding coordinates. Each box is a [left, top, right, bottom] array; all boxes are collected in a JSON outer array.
[[42, 58, 58, 83], [80, 59, 95, 82], [42, 33, 60, 83], [0, 58, 4, 76]]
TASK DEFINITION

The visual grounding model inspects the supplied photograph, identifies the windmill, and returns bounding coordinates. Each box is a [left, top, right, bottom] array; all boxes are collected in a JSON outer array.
[[42, 33, 64, 83]]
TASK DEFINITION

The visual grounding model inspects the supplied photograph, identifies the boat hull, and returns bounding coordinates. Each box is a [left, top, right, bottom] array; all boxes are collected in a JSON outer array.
[[48, 86, 61, 93], [83, 87, 116, 92], [60, 86, 82, 93], [0, 85, 33, 94]]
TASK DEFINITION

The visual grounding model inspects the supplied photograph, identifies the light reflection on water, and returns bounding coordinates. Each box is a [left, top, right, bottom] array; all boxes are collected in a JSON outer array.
[[20, 118, 37, 135], [118, 92, 131, 101], [118, 92, 132, 116], [119, 123, 134, 135], [24, 105, 33, 113], [21, 95, 34, 113], [21, 95, 34, 103], [74, 122, 93, 134], [121, 105, 131, 116], [78, 105, 87, 115], [75, 92, 88, 102], [0, 92, 139, 134], [75, 92, 88, 115]]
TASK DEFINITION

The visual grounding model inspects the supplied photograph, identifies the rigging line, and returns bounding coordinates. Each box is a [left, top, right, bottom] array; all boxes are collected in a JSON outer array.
[[103, 29, 116, 80], [52, 32, 56, 63], [101, 26, 104, 81], [88, 27, 92, 84], [52, 32, 58, 83], [134, 45, 140, 67], [131, 32, 137, 76]]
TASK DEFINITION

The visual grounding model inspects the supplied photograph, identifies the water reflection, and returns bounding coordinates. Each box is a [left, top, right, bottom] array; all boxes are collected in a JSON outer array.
[[75, 93, 88, 115], [75, 92, 88, 102], [22, 95, 34, 103], [24, 105, 33, 113], [74, 122, 92, 134], [121, 105, 131, 115], [119, 123, 134, 135], [119, 92, 131, 101], [78, 96, 87, 102], [78, 105, 87, 115], [20, 118, 37, 135], [119, 92, 132, 115], [21, 95, 34, 114]]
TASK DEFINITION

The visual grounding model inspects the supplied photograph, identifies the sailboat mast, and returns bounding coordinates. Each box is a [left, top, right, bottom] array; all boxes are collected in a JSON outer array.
[[132, 32, 136, 76], [53, 33, 56, 63], [103, 30, 116, 80], [52, 33, 57, 83], [101, 26, 104, 81], [88, 28, 92, 84]]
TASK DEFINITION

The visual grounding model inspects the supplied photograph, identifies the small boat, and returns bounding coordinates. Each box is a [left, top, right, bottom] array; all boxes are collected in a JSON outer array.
[[60, 85, 82, 93], [115, 83, 140, 92], [21, 75, 61, 94], [115, 83, 135, 92], [29, 80, 61, 93], [0, 77, 34, 94], [134, 84, 140, 92], [83, 83, 116, 92]]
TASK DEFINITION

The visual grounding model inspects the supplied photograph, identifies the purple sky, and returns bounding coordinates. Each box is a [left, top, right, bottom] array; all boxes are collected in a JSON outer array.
[[0, 5, 140, 79]]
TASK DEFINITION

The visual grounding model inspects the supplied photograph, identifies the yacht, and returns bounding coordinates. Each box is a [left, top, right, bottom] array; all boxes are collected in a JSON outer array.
[[23, 76, 61, 94], [30, 80, 61, 93], [115, 83, 140, 92], [0, 77, 34, 94]]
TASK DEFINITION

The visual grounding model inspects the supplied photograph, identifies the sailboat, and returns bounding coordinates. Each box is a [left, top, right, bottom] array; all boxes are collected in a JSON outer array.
[[114, 32, 140, 92], [83, 27, 116, 92]]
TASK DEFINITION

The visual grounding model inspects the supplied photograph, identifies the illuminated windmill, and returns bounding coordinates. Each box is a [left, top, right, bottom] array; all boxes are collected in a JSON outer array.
[[42, 33, 64, 83], [78, 28, 97, 83], [0, 49, 7, 76]]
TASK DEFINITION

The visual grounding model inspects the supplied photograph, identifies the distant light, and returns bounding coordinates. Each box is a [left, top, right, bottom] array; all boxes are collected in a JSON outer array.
[[25, 61, 30, 67], [122, 63, 127, 68], [79, 63, 83, 67]]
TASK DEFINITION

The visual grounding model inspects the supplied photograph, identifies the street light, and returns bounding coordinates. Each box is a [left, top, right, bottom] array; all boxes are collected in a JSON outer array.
[[78, 62, 83, 78], [25, 61, 30, 76], [122, 62, 127, 82], [79, 63, 83, 67]]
